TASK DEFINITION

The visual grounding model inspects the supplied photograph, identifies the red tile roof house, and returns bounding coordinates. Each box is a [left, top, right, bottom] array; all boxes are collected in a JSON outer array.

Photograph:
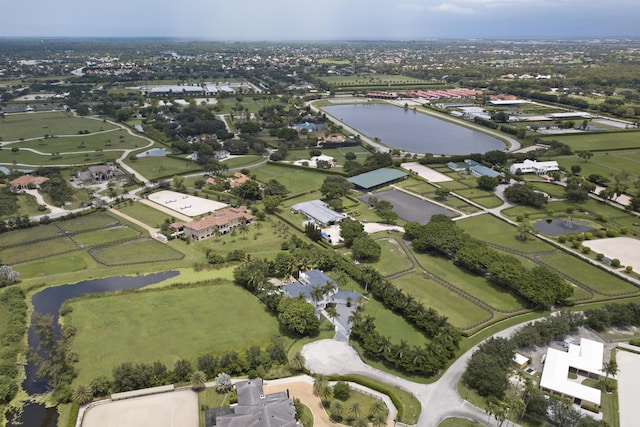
[[10, 175, 49, 190], [171, 206, 255, 241], [206, 172, 250, 189]]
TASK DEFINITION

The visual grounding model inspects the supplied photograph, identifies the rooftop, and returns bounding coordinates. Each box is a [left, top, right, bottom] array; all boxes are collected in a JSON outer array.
[[347, 168, 408, 190]]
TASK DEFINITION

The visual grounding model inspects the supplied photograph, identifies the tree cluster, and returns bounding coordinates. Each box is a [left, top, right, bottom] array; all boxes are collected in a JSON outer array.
[[405, 216, 573, 307], [339, 219, 381, 262], [584, 302, 640, 332], [0, 287, 28, 404], [503, 184, 548, 208]]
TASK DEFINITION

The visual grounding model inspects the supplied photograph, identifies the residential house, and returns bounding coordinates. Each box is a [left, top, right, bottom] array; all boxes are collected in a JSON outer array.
[[206, 378, 296, 427], [509, 159, 559, 175], [206, 172, 250, 189], [10, 175, 49, 190], [175, 206, 254, 241], [77, 164, 126, 184]]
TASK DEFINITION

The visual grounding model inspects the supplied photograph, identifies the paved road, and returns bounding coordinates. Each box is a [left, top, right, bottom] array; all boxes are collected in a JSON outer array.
[[303, 318, 533, 427]]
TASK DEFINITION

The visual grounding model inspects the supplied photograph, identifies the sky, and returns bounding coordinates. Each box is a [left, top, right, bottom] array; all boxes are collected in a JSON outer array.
[[1, 0, 639, 40]]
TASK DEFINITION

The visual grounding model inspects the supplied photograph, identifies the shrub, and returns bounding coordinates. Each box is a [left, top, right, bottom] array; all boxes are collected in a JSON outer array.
[[584, 232, 593, 240], [620, 227, 629, 235], [333, 381, 351, 401], [558, 235, 567, 243], [572, 241, 582, 249], [611, 259, 621, 267], [606, 229, 618, 237], [629, 338, 640, 346], [596, 214, 609, 222], [516, 215, 524, 222], [625, 266, 633, 273], [566, 207, 574, 214], [596, 230, 606, 238], [596, 253, 604, 261], [581, 246, 591, 254], [575, 234, 584, 242]]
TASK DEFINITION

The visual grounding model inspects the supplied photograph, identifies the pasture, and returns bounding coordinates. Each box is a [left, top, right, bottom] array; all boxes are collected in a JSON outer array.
[[392, 273, 493, 329], [127, 156, 202, 181], [0, 111, 118, 141], [66, 282, 283, 385], [457, 215, 556, 253], [90, 238, 185, 265], [366, 237, 413, 276], [362, 298, 429, 346], [17, 129, 147, 153], [541, 130, 640, 151], [251, 163, 329, 195]]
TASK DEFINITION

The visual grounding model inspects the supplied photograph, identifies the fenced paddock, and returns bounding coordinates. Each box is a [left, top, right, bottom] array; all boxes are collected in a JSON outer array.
[[81, 388, 198, 427], [147, 190, 227, 218]]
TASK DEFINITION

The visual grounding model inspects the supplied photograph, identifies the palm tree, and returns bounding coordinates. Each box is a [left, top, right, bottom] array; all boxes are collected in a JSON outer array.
[[352, 416, 368, 427], [190, 370, 207, 390], [239, 223, 249, 240], [313, 375, 328, 395], [289, 351, 305, 372], [603, 356, 619, 392], [372, 412, 387, 427], [311, 286, 325, 307], [253, 220, 263, 237], [230, 228, 238, 242], [318, 385, 332, 403], [72, 384, 93, 405], [347, 401, 360, 420], [329, 399, 344, 419], [369, 400, 386, 417]]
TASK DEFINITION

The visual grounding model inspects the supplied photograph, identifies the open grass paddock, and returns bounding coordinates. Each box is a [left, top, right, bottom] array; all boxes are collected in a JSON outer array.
[[117, 202, 174, 228], [90, 238, 185, 265], [57, 212, 121, 233], [0, 112, 118, 141], [0, 223, 61, 247], [66, 282, 283, 385], [366, 237, 413, 276], [362, 298, 429, 346], [541, 131, 640, 151], [537, 253, 638, 295], [412, 252, 527, 312], [0, 237, 78, 265], [252, 163, 330, 195], [14, 252, 91, 280], [457, 215, 556, 253], [392, 273, 492, 329], [18, 129, 146, 153], [125, 156, 202, 181], [73, 226, 141, 247]]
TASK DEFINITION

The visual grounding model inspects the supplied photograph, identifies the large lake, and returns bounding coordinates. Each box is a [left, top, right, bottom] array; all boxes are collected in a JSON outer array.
[[322, 103, 505, 155]]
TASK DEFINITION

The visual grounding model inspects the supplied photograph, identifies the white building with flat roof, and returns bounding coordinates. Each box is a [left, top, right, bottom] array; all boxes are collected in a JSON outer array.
[[510, 159, 559, 175], [540, 338, 604, 410]]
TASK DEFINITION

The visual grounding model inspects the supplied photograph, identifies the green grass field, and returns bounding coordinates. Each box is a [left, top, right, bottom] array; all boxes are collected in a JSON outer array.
[[126, 156, 202, 181], [361, 298, 429, 346], [17, 129, 146, 153], [65, 282, 284, 385], [366, 237, 413, 276], [57, 212, 121, 233], [252, 163, 330, 195], [392, 273, 492, 329], [117, 202, 174, 228], [221, 155, 263, 169], [73, 226, 141, 247], [14, 252, 92, 280], [457, 215, 556, 253], [542, 131, 640, 151], [0, 112, 118, 141], [537, 253, 638, 295], [0, 149, 121, 166], [0, 223, 61, 246], [411, 253, 527, 312], [90, 238, 185, 265], [0, 237, 78, 264]]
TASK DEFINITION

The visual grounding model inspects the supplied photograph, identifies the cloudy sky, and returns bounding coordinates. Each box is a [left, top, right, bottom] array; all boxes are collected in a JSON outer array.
[[1, 0, 638, 39]]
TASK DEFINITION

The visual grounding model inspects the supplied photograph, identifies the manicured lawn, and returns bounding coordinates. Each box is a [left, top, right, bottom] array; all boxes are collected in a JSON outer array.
[[412, 252, 527, 312], [127, 156, 202, 181], [13, 252, 92, 280], [57, 212, 121, 233], [555, 157, 636, 189], [19, 129, 145, 153], [527, 181, 568, 198], [467, 195, 504, 208], [221, 155, 264, 168], [439, 180, 471, 190], [366, 237, 413, 276], [251, 163, 330, 195], [455, 188, 495, 200], [118, 202, 174, 228], [0, 237, 79, 264], [0, 223, 61, 246], [325, 388, 388, 424], [457, 215, 556, 253], [12, 192, 49, 218], [0, 149, 121, 166], [90, 238, 185, 265], [401, 182, 438, 194], [541, 131, 640, 151], [537, 254, 638, 295], [392, 273, 492, 329], [0, 111, 118, 141], [73, 226, 141, 247], [66, 282, 283, 385], [361, 298, 428, 346]]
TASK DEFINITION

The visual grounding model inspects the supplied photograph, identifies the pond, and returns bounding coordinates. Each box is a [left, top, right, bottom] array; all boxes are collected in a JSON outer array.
[[136, 147, 172, 158], [533, 218, 595, 236], [6, 271, 179, 427], [321, 103, 505, 155]]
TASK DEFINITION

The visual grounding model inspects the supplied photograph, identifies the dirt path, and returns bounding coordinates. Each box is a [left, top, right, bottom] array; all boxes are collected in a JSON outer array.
[[109, 208, 160, 239]]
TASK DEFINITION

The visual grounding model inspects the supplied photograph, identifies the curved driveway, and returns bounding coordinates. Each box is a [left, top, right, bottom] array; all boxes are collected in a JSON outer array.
[[303, 319, 531, 426]]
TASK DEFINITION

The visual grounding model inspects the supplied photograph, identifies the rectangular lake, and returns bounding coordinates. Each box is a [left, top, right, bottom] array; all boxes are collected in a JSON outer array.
[[322, 103, 505, 155]]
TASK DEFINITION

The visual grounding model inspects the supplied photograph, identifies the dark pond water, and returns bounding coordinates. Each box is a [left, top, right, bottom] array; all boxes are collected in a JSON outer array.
[[533, 218, 595, 236], [6, 271, 178, 427], [322, 103, 505, 155]]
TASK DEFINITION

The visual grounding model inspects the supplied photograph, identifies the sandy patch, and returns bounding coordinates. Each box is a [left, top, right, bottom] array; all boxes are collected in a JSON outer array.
[[582, 237, 640, 272], [616, 350, 640, 427], [82, 389, 198, 427], [401, 162, 452, 182], [147, 190, 227, 218]]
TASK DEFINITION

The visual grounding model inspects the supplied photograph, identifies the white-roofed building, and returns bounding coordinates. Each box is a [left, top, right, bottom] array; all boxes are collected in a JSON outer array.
[[540, 338, 605, 411], [291, 200, 347, 226], [510, 159, 559, 175]]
